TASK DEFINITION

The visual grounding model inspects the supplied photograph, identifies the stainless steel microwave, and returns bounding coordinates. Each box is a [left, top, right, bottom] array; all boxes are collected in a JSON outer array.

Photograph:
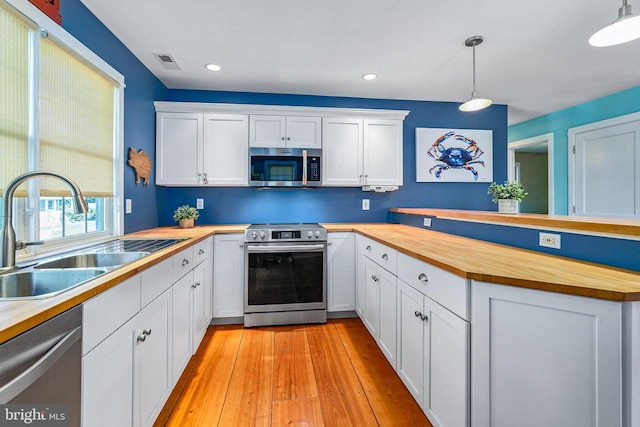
[[249, 147, 321, 187]]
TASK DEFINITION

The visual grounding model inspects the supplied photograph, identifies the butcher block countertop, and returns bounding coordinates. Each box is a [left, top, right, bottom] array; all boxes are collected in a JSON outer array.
[[2, 222, 640, 344]]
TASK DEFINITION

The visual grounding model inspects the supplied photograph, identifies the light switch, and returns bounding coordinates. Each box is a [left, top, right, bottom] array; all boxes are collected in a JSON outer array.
[[362, 199, 370, 210], [125, 199, 132, 214], [196, 198, 204, 209]]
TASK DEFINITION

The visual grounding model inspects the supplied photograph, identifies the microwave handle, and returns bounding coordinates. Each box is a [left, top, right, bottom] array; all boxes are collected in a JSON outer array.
[[302, 149, 308, 186]]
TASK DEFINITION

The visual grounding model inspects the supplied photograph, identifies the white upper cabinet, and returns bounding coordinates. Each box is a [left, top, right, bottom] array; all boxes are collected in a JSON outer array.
[[322, 118, 404, 187], [156, 111, 248, 186], [249, 115, 321, 148]]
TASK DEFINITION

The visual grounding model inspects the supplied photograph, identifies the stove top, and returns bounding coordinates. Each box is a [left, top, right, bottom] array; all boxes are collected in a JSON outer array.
[[245, 223, 327, 242]]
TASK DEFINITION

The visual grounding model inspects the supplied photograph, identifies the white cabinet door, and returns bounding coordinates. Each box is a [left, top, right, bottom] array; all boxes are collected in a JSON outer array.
[[327, 232, 355, 312], [397, 280, 426, 407], [322, 118, 363, 186], [203, 114, 249, 186], [355, 236, 366, 317], [82, 319, 135, 427], [424, 296, 469, 427], [286, 116, 322, 148], [250, 115, 286, 147], [364, 119, 403, 186], [193, 237, 213, 321], [213, 234, 245, 318], [378, 268, 397, 369], [472, 281, 621, 427], [156, 112, 202, 186], [134, 289, 172, 427], [192, 261, 208, 350], [363, 257, 380, 338], [171, 272, 192, 385]]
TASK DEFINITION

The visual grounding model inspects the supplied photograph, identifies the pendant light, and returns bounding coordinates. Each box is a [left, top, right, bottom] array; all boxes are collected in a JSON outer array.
[[459, 35, 492, 112], [589, 0, 640, 47]]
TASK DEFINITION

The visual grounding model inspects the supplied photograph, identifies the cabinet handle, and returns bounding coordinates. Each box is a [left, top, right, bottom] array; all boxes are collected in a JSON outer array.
[[182, 259, 189, 266], [191, 283, 197, 288], [366, 245, 372, 251], [281, 137, 285, 140], [239, 243, 244, 248], [381, 253, 389, 261], [136, 334, 146, 343], [203, 173, 208, 184], [197, 173, 202, 183], [287, 137, 291, 141], [371, 274, 377, 281], [420, 314, 428, 322], [414, 311, 421, 318], [418, 273, 428, 282], [195, 282, 201, 287], [143, 328, 152, 336], [199, 249, 205, 255]]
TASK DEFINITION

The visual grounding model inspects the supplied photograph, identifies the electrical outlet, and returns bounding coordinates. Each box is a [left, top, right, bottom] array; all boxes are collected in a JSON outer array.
[[423, 218, 432, 227], [539, 232, 561, 249], [196, 198, 204, 209], [125, 199, 132, 214], [362, 199, 370, 211]]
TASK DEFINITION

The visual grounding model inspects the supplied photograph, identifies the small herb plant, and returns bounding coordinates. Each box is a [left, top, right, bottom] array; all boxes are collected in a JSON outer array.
[[172, 205, 199, 222], [487, 181, 528, 203]]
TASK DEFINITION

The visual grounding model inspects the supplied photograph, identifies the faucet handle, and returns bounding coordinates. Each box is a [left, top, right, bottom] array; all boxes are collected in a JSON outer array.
[[16, 241, 45, 250]]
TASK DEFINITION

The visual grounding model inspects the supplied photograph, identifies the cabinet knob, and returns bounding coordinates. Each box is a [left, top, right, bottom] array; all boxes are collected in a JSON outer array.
[[191, 283, 197, 288], [182, 259, 189, 266], [414, 310, 421, 318], [203, 173, 208, 184], [136, 334, 146, 343], [287, 137, 291, 140], [281, 137, 285, 140], [381, 253, 389, 261], [418, 273, 428, 282], [199, 249, 205, 255], [366, 245, 372, 251], [143, 328, 152, 336]]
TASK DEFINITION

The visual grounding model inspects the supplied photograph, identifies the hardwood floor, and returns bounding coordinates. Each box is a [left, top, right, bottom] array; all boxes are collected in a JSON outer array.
[[156, 318, 431, 427]]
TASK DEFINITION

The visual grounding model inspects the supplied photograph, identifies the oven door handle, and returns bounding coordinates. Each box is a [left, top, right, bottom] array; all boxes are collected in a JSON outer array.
[[246, 244, 325, 252]]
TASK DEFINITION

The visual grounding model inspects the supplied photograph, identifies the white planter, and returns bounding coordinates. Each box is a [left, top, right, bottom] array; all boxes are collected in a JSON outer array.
[[498, 199, 519, 214]]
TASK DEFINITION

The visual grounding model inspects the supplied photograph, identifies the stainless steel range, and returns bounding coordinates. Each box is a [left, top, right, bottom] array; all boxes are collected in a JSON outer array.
[[244, 223, 327, 327]]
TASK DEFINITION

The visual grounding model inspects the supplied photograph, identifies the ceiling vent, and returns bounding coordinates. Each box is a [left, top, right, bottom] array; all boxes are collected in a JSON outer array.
[[154, 53, 182, 70]]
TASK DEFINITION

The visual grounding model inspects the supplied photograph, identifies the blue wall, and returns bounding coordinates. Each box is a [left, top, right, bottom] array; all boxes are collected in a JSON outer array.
[[159, 90, 508, 225], [60, 0, 169, 233], [509, 85, 640, 214]]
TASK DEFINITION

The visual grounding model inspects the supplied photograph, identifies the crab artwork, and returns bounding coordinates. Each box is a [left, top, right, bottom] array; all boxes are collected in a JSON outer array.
[[427, 131, 485, 180]]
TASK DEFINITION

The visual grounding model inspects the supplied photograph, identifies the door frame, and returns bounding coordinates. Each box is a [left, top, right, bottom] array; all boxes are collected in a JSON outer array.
[[568, 111, 640, 216], [508, 133, 554, 214]]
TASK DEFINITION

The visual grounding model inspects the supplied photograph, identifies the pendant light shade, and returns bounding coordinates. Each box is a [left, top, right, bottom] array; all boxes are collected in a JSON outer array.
[[459, 35, 492, 112], [589, 0, 640, 47]]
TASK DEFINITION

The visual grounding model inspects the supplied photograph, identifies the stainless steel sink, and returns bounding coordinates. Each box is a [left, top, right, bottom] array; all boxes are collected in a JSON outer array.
[[0, 269, 107, 299], [34, 252, 150, 269]]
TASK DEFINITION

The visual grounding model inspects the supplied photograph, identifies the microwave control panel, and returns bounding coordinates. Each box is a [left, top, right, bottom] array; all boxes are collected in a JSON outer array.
[[308, 157, 320, 181]]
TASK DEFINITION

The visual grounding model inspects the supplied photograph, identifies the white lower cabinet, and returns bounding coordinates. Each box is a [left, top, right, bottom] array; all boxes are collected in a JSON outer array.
[[471, 281, 622, 427], [397, 280, 469, 427], [171, 273, 192, 384], [213, 233, 245, 318], [327, 232, 355, 312]]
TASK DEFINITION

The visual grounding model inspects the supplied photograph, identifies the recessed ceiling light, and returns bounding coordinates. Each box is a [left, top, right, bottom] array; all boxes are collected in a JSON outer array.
[[362, 73, 377, 81], [206, 63, 222, 72]]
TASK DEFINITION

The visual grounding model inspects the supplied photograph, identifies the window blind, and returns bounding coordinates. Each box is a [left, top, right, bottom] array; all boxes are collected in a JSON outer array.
[[39, 35, 116, 197], [0, 4, 30, 195]]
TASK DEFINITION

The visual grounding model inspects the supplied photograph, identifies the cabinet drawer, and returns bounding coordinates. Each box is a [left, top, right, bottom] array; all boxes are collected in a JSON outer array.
[[359, 236, 397, 274], [398, 253, 469, 320], [141, 258, 174, 307], [192, 237, 212, 265], [83, 274, 141, 355], [172, 247, 194, 282]]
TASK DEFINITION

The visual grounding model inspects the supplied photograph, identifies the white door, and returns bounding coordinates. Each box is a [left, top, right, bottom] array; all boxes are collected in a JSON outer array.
[[363, 257, 380, 338], [424, 296, 469, 427], [355, 236, 367, 317], [377, 268, 397, 369], [396, 280, 425, 407], [249, 115, 286, 147], [286, 116, 322, 148], [203, 114, 249, 185], [213, 234, 245, 318], [322, 117, 363, 186], [364, 119, 403, 186], [156, 112, 202, 185], [570, 114, 640, 218], [191, 261, 208, 350], [171, 273, 192, 384]]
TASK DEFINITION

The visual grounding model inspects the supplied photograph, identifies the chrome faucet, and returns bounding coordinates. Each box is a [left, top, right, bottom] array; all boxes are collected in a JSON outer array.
[[1, 171, 88, 269]]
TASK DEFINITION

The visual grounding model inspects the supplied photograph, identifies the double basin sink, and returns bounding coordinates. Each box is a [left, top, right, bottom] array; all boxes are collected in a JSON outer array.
[[0, 238, 186, 299]]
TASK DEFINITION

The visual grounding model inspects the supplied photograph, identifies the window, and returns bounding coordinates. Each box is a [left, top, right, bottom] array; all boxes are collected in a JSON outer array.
[[0, 0, 124, 258]]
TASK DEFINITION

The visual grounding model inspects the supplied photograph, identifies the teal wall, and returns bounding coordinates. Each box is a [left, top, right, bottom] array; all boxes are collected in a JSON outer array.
[[508, 85, 640, 214]]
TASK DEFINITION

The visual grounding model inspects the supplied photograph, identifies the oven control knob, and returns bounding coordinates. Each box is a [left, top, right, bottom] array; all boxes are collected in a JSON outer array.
[[306, 231, 313, 239], [259, 231, 266, 240], [314, 231, 321, 239], [250, 231, 258, 240]]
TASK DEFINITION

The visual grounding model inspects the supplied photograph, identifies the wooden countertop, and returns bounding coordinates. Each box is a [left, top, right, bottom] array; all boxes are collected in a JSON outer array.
[[2, 222, 640, 344], [391, 208, 640, 237]]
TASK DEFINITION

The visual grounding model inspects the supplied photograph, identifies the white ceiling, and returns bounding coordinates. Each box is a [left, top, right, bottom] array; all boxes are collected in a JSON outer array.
[[80, 0, 640, 125]]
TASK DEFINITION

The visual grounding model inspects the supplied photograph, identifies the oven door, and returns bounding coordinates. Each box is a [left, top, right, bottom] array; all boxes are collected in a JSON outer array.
[[245, 242, 326, 313]]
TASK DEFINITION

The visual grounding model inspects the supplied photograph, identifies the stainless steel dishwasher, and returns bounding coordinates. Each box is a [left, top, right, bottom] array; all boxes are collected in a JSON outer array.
[[0, 305, 81, 426]]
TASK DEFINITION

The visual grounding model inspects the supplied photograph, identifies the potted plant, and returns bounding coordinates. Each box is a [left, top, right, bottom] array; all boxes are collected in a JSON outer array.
[[173, 204, 199, 228], [487, 181, 527, 214]]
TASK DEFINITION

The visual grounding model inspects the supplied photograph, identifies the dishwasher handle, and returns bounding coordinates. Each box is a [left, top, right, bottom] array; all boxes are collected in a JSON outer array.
[[0, 326, 81, 403]]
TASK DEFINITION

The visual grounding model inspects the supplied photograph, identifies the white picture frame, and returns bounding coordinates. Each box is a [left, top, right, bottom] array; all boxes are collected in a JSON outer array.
[[416, 127, 493, 182]]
